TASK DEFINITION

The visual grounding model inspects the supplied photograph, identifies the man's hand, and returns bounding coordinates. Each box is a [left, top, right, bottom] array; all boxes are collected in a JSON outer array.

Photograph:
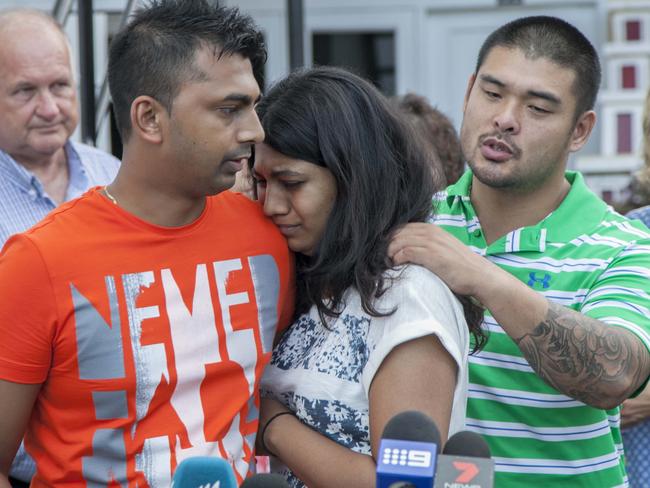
[[388, 223, 497, 298], [621, 383, 650, 429]]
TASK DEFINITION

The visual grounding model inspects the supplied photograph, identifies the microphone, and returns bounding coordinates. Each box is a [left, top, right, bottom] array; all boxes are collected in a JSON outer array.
[[376, 410, 441, 488], [240, 473, 291, 487], [433, 431, 494, 488], [171, 456, 237, 488]]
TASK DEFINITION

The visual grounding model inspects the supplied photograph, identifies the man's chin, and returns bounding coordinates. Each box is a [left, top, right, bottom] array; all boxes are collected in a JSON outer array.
[[470, 165, 520, 189], [15, 144, 67, 164]]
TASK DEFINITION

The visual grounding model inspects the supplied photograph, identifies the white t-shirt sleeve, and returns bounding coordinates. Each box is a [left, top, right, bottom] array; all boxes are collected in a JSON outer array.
[[361, 264, 469, 396]]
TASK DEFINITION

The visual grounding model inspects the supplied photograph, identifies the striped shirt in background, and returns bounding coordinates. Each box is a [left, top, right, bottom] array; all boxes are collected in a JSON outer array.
[[0, 140, 120, 482], [621, 205, 650, 488], [0, 140, 120, 247], [431, 170, 650, 488]]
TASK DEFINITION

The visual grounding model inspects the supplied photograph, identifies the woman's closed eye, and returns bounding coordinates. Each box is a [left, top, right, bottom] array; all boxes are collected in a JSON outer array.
[[282, 180, 304, 189]]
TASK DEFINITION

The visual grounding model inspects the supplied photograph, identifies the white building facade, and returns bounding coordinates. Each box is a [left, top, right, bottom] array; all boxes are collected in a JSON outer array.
[[575, 0, 650, 205]]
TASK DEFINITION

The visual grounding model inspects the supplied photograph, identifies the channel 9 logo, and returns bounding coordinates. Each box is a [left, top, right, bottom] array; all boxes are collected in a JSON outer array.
[[382, 447, 433, 468], [376, 439, 438, 488]]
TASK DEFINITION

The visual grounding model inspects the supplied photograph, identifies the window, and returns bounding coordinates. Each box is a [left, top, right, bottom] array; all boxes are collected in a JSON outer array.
[[626, 20, 641, 41], [617, 113, 632, 154], [312, 31, 396, 95], [622, 65, 637, 89]]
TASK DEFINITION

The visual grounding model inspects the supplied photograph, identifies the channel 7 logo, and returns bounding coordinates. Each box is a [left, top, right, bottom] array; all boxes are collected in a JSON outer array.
[[382, 447, 433, 468]]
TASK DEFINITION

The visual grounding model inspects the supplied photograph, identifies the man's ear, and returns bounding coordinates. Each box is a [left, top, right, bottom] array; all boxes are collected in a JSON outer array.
[[463, 74, 477, 113], [130, 95, 167, 144], [569, 110, 596, 153]]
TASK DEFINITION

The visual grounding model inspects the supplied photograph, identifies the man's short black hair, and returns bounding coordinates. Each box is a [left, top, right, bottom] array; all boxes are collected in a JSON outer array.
[[108, 0, 266, 140], [476, 16, 601, 120]]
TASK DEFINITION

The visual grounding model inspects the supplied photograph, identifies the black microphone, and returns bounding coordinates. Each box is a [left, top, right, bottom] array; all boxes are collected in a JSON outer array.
[[376, 410, 442, 488], [433, 431, 494, 488], [240, 473, 290, 487]]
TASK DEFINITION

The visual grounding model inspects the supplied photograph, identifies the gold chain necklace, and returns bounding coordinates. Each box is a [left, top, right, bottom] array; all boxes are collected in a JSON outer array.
[[104, 185, 118, 205]]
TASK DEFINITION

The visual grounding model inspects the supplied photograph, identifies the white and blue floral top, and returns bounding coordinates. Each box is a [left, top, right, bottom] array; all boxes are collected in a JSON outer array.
[[261, 265, 470, 487]]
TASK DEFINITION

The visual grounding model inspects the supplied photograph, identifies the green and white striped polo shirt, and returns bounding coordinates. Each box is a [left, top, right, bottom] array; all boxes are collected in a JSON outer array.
[[432, 170, 650, 487]]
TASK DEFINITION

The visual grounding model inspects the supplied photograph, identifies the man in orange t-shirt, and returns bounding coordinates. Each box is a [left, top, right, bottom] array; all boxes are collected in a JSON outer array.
[[0, 1, 293, 487]]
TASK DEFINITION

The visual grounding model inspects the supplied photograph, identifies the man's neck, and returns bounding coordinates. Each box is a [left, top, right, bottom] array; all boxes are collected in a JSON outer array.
[[107, 161, 208, 228], [470, 172, 571, 245], [15, 147, 70, 205]]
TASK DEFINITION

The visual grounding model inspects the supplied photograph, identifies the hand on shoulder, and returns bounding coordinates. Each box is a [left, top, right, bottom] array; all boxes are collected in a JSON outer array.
[[388, 223, 497, 298]]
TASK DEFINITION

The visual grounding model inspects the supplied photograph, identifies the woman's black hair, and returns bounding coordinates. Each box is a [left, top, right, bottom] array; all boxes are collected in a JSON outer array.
[[255, 66, 486, 352]]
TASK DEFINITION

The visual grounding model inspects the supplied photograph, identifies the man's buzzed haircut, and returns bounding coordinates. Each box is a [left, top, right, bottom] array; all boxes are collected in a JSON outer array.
[[476, 16, 601, 120], [108, 0, 267, 140]]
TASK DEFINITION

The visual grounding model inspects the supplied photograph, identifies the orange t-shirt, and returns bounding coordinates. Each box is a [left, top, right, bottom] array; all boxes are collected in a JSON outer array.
[[0, 188, 294, 487]]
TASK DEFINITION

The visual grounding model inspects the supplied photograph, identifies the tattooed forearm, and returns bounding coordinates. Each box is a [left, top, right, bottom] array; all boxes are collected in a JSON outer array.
[[514, 302, 650, 409]]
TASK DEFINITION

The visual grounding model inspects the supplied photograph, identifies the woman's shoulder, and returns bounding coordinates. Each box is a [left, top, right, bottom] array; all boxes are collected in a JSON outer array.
[[383, 264, 456, 300], [364, 265, 470, 380], [370, 265, 464, 327]]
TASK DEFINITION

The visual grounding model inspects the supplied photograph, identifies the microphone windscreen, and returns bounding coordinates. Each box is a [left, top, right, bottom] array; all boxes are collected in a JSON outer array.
[[240, 473, 290, 487], [172, 456, 237, 488], [443, 431, 491, 458], [381, 410, 441, 445]]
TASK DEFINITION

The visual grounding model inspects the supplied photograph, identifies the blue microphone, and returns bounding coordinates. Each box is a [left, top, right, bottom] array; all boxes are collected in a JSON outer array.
[[376, 411, 441, 488], [171, 456, 237, 488]]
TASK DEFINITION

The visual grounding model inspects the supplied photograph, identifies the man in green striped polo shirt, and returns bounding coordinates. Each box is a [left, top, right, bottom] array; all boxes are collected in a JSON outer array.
[[390, 16, 650, 487]]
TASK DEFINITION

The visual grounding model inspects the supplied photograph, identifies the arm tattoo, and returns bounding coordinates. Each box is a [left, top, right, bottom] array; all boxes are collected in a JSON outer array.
[[514, 302, 650, 408]]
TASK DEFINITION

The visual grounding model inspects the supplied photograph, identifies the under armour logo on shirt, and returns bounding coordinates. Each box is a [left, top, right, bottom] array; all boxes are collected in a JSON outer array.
[[527, 272, 551, 289]]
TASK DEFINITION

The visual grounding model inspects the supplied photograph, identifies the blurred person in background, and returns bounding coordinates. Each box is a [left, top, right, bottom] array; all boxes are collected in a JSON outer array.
[[392, 93, 464, 185], [230, 151, 256, 199], [625, 90, 650, 220], [621, 87, 650, 487], [0, 9, 120, 488], [0, 9, 120, 247]]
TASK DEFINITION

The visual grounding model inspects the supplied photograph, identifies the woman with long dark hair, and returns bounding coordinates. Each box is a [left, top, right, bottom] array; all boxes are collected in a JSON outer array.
[[253, 66, 485, 488]]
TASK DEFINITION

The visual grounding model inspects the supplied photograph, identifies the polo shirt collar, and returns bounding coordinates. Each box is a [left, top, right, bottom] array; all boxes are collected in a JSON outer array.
[[441, 170, 609, 253], [445, 169, 473, 200], [542, 171, 609, 242]]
